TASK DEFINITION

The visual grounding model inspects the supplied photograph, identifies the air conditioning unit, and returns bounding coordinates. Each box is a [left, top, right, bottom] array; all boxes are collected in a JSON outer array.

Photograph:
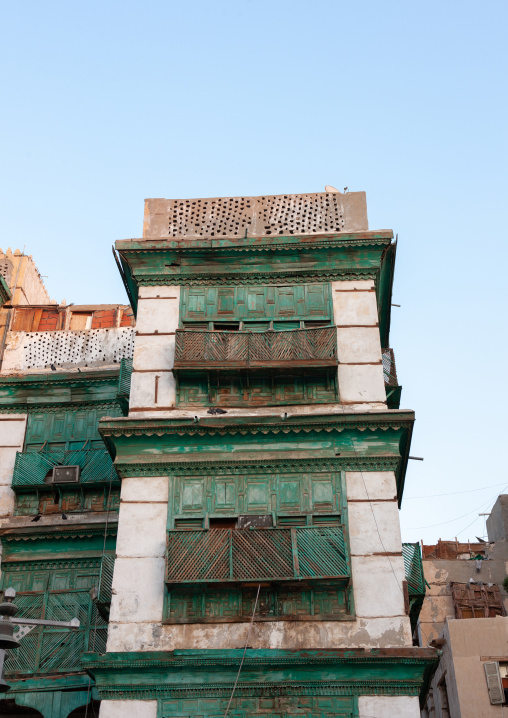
[[48, 465, 81, 484]]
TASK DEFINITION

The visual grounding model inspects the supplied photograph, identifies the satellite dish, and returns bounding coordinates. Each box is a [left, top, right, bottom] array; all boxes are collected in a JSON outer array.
[[325, 185, 340, 193]]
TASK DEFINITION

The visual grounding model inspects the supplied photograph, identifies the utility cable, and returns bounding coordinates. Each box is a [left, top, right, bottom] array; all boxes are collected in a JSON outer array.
[[404, 481, 508, 500], [223, 583, 261, 718], [405, 482, 508, 530]]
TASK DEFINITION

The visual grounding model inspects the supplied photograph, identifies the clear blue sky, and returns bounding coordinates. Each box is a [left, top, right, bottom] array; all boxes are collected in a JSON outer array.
[[1, 0, 507, 544]]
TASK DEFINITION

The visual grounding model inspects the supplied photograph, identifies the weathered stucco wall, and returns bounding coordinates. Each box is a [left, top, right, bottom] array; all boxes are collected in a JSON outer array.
[[1, 327, 134, 372], [0, 414, 27, 518], [107, 470, 411, 653], [129, 286, 180, 411], [420, 550, 508, 645], [332, 280, 386, 405]]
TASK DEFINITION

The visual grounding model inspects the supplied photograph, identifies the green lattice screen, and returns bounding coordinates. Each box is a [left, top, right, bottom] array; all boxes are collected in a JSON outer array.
[[1, 556, 114, 676]]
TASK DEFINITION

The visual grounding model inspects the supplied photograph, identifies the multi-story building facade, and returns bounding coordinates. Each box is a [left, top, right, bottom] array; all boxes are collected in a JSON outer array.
[[0, 251, 134, 715], [78, 190, 437, 718]]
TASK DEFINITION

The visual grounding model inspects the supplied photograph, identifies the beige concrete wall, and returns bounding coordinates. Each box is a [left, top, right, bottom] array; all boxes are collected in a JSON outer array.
[[425, 618, 508, 718], [107, 470, 412, 653], [332, 280, 386, 405], [0, 415, 27, 519], [129, 286, 180, 411]]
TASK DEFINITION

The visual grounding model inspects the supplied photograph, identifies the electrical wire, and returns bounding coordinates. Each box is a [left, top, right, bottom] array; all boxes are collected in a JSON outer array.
[[404, 481, 508, 500], [404, 482, 508, 530], [223, 583, 261, 718]]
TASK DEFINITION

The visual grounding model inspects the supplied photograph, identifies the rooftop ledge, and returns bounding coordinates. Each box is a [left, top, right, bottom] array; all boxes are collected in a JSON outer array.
[[116, 229, 394, 252]]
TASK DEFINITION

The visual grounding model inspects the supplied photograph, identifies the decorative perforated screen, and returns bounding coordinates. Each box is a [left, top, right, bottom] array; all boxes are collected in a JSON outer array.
[[144, 191, 368, 238]]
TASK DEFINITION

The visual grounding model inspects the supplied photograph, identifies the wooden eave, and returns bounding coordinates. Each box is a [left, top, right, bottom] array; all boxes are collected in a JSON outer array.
[[99, 410, 414, 505], [114, 229, 396, 345], [0, 368, 122, 412]]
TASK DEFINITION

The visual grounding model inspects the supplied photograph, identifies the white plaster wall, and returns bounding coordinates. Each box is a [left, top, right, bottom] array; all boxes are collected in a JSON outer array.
[[0, 415, 26, 517], [107, 476, 168, 651], [346, 471, 398, 501], [351, 555, 406, 618], [359, 695, 421, 717], [129, 286, 180, 411], [331, 280, 386, 406], [99, 700, 157, 718], [1, 328, 134, 372], [129, 371, 176, 409], [337, 364, 386, 403], [348, 501, 402, 555]]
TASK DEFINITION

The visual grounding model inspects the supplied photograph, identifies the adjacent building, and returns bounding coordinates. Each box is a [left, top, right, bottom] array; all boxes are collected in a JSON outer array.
[[0, 248, 134, 716], [420, 496, 508, 716]]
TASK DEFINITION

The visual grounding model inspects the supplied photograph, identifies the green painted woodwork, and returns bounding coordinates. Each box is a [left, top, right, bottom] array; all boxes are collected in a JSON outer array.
[[377, 241, 397, 349], [14, 485, 120, 517], [116, 231, 392, 291], [81, 647, 439, 701], [176, 369, 338, 408], [402, 542, 426, 633], [118, 357, 133, 404], [166, 526, 349, 584], [159, 695, 357, 718], [180, 284, 332, 323], [1, 527, 117, 557], [99, 411, 414, 504], [0, 370, 126, 414], [170, 471, 344, 520], [164, 583, 352, 624], [1, 555, 114, 677], [0, 688, 97, 718], [25, 407, 123, 451], [0, 274, 11, 306], [13, 449, 120, 487]]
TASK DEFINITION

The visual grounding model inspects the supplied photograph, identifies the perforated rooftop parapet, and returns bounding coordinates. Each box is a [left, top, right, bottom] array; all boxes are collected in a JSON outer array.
[[143, 190, 368, 239]]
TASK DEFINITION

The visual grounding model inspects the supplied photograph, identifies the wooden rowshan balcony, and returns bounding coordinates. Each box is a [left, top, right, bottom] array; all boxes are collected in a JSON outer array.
[[174, 326, 337, 370]]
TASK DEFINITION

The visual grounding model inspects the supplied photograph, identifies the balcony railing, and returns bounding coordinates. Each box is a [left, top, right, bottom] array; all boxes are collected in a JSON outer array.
[[12, 448, 119, 488], [174, 326, 337, 370], [166, 526, 349, 584]]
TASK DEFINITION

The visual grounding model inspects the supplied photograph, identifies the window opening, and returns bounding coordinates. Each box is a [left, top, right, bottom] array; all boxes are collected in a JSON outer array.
[[209, 517, 238, 529]]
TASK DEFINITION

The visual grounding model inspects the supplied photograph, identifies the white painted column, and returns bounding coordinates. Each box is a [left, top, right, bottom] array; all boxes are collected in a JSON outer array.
[[346, 471, 412, 647], [331, 280, 386, 405], [129, 286, 180, 412], [106, 475, 169, 652], [0, 415, 27, 520], [359, 695, 421, 717], [99, 700, 157, 718]]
